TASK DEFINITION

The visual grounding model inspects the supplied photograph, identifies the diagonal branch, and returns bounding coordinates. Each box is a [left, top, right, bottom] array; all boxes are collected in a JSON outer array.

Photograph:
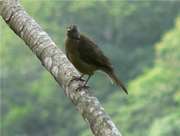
[[0, 0, 122, 136]]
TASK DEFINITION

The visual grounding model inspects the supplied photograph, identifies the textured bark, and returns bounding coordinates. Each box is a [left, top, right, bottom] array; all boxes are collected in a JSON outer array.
[[0, 0, 122, 136]]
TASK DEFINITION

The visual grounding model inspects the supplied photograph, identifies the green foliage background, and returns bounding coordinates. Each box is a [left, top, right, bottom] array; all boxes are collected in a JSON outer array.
[[1, 1, 180, 136]]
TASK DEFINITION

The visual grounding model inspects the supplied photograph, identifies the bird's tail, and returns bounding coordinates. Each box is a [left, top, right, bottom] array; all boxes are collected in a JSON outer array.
[[106, 71, 128, 95]]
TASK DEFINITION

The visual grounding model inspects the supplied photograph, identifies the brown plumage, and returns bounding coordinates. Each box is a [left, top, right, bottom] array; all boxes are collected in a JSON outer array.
[[65, 25, 128, 94]]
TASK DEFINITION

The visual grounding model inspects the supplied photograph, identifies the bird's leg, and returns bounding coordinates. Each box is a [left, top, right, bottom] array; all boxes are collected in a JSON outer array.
[[68, 74, 85, 86], [68, 74, 85, 87], [79, 74, 85, 81], [83, 75, 91, 87], [76, 75, 91, 91], [72, 74, 85, 82]]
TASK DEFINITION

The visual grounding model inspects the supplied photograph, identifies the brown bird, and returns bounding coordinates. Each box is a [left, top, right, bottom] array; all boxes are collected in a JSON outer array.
[[65, 25, 128, 94]]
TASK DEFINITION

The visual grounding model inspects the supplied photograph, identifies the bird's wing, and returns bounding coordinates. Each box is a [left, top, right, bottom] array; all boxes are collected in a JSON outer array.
[[77, 35, 112, 71]]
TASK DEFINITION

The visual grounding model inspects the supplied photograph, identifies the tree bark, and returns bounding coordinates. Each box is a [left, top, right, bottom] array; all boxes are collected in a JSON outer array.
[[0, 0, 122, 136]]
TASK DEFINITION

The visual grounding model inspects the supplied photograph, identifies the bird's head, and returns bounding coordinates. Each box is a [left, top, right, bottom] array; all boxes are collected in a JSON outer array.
[[66, 24, 80, 40]]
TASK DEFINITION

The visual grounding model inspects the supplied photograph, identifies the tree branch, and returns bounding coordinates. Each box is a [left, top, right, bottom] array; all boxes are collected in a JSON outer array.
[[0, 0, 122, 136]]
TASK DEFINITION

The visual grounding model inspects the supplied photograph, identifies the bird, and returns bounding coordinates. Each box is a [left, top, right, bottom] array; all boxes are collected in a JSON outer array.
[[65, 24, 128, 94]]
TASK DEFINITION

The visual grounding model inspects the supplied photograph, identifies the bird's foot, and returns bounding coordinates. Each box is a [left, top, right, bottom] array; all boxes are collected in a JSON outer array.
[[76, 84, 90, 92], [69, 76, 85, 85], [71, 75, 85, 82], [68, 75, 85, 87]]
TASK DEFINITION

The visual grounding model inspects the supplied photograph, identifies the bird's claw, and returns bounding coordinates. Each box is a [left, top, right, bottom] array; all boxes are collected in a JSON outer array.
[[71, 75, 85, 82], [76, 85, 90, 92], [68, 75, 85, 87]]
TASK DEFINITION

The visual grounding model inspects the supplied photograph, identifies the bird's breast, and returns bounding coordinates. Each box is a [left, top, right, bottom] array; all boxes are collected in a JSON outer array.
[[65, 39, 97, 75]]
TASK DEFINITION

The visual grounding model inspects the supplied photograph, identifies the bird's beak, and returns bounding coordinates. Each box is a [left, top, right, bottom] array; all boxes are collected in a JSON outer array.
[[66, 26, 71, 32], [67, 28, 70, 32]]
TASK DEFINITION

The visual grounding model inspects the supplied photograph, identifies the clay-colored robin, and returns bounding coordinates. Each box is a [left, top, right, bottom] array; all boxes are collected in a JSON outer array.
[[65, 25, 128, 94]]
